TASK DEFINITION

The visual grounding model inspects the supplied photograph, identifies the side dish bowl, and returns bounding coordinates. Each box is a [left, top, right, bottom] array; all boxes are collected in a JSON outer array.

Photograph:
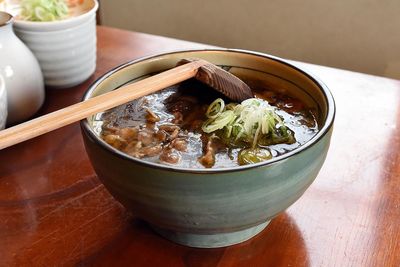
[[1, 0, 98, 88], [81, 49, 335, 248]]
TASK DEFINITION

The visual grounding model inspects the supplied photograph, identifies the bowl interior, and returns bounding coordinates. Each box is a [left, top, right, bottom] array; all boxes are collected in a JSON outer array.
[[84, 49, 334, 171]]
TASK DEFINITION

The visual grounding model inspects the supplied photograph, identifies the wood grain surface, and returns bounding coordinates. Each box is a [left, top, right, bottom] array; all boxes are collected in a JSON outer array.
[[0, 26, 399, 267]]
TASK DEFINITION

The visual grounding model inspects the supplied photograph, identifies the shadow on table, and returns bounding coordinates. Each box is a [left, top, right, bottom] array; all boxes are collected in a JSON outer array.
[[81, 212, 310, 267]]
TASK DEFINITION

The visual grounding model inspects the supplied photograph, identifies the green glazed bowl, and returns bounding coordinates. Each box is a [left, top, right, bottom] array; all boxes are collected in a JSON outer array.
[[81, 49, 335, 248]]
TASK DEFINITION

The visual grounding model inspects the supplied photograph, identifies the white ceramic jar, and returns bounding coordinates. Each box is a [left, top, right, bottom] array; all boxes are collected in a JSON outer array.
[[0, 74, 7, 129], [0, 11, 44, 125]]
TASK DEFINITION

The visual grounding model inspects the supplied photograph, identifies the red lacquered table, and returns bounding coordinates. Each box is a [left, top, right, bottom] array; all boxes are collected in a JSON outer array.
[[0, 26, 399, 267]]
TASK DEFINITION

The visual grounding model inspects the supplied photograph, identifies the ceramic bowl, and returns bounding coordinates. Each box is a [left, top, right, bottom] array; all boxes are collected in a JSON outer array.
[[3, 0, 98, 88], [14, 14, 96, 88], [0, 74, 7, 129], [81, 49, 335, 248]]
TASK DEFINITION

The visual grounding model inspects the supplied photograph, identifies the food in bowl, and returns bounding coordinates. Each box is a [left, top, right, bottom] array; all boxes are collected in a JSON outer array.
[[81, 49, 335, 248], [1, 0, 93, 21], [19, 0, 69, 21], [96, 79, 319, 168]]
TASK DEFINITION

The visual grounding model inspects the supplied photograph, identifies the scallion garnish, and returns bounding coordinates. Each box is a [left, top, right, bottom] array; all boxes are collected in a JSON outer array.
[[20, 0, 69, 22], [202, 98, 295, 148]]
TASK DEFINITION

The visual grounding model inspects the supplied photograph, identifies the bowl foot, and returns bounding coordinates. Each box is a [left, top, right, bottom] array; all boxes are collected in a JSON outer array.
[[152, 220, 270, 248]]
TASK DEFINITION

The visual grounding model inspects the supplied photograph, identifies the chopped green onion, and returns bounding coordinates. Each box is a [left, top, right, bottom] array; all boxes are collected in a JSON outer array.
[[205, 98, 225, 119], [202, 110, 235, 133], [202, 98, 295, 148], [20, 0, 69, 22]]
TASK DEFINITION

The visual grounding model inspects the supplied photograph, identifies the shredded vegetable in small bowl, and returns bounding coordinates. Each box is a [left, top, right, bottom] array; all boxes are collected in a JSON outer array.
[[20, 0, 69, 21]]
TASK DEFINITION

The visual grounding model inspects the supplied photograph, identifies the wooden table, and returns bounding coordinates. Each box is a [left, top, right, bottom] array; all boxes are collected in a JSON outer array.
[[1, 26, 399, 267]]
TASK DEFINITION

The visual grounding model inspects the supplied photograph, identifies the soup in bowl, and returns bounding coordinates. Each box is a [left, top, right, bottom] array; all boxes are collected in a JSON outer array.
[[81, 49, 335, 248]]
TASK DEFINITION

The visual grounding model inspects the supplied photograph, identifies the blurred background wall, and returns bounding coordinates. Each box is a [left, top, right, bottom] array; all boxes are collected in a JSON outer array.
[[100, 0, 400, 79]]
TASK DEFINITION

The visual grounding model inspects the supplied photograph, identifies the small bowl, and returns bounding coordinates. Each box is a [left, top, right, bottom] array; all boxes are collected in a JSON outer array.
[[81, 49, 335, 248], [14, 14, 96, 88], [3, 0, 98, 88]]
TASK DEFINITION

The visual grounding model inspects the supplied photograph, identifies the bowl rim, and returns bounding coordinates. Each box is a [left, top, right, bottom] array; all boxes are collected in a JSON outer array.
[[81, 48, 336, 174], [13, 13, 95, 35]]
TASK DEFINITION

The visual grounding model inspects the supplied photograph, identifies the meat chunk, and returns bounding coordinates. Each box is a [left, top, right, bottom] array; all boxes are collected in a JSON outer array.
[[171, 138, 187, 152], [159, 148, 181, 164], [158, 124, 180, 132], [125, 141, 144, 158], [103, 134, 127, 149], [117, 127, 138, 142], [155, 130, 167, 142], [137, 128, 155, 146], [101, 125, 119, 135], [158, 124, 181, 141], [199, 146, 215, 168], [169, 128, 180, 141], [145, 108, 160, 123], [198, 136, 223, 168], [140, 144, 163, 157]]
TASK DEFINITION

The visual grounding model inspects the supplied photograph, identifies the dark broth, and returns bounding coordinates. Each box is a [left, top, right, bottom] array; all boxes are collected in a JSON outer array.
[[94, 79, 318, 168]]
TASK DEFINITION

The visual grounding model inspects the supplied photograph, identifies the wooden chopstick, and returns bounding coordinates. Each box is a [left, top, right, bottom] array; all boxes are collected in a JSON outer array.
[[0, 60, 207, 150]]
